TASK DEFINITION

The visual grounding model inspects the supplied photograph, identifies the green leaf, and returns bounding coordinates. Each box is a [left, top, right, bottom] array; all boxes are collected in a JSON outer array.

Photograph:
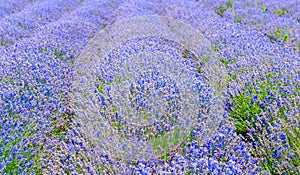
[[261, 6, 267, 13], [97, 81, 104, 94], [283, 34, 289, 42]]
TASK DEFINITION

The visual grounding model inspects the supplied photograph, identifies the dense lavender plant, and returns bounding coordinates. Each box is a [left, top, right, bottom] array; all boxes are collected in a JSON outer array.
[[0, 0, 121, 174], [169, 0, 300, 173], [72, 14, 227, 173]]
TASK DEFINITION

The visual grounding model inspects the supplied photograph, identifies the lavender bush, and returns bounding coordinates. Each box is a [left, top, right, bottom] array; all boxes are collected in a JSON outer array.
[[0, 0, 299, 174]]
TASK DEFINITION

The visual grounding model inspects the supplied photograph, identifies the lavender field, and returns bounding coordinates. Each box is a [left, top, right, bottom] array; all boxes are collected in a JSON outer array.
[[0, 0, 299, 174]]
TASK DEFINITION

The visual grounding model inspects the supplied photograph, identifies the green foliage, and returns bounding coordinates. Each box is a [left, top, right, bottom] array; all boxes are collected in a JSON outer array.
[[216, 4, 227, 17], [77, 164, 83, 174], [150, 132, 170, 161], [50, 127, 65, 137], [229, 73, 283, 138], [221, 57, 236, 69], [286, 125, 300, 164], [234, 15, 243, 23], [97, 80, 104, 94], [261, 156, 276, 174], [261, 6, 267, 13], [189, 129, 194, 142], [0, 40, 10, 47], [185, 169, 191, 175], [215, 0, 234, 17], [149, 127, 191, 161], [33, 152, 43, 175], [70, 57, 75, 64], [196, 65, 202, 73], [0, 78, 15, 86], [276, 9, 288, 17], [228, 72, 298, 175], [50, 112, 74, 138], [229, 57, 237, 64], [18, 22, 27, 29], [221, 58, 228, 68], [274, 28, 282, 41], [114, 77, 122, 84], [231, 74, 237, 81], [39, 48, 48, 53], [54, 50, 66, 60], [229, 94, 260, 137], [143, 113, 150, 120], [221, 157, 227, 162], [226, 0, 234, 8], [283, 34, 289, 42], [212, 39, 226, 52], [54, 49, 63, 57], [204, 56, 210, 63], [182, 49, 204, 73], [4, 158, 18, 174], [183, 49, 191, 59], [268, 28, 290, 43]]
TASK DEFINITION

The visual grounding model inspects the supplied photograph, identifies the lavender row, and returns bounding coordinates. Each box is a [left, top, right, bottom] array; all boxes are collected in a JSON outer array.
[[163, 1, 299, 174], [0, 1, 120, 174], [0, 0, 82, 49], [120, 0, 299, 174]]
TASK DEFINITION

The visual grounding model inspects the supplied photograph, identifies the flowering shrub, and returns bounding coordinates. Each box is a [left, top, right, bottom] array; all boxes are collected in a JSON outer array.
[[0, 0, 299, 174]]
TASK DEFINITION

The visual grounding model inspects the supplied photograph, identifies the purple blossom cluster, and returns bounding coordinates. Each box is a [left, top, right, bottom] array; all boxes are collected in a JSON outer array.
[[1, 0, 299, 174], [0, 0, 37, 18]]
